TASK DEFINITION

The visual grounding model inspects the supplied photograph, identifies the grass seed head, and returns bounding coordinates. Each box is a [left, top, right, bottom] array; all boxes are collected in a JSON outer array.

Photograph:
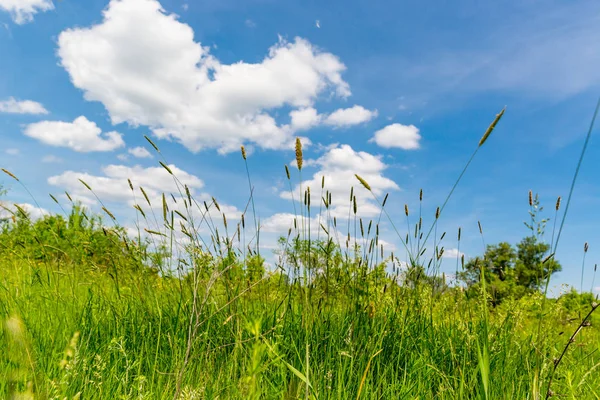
[[355, 174, 371, 191], [140, 187, 151, 206], [295, 137, 303, 171], [529, 190, 533, 206], [79, 178, 92, 191], [212, 197, 221, 212], [2, 168, 19, 181], [102, 206, 116, 221], [556, 196, 562, 211], [144, 135, 160, 152], [241, 145, 247, 160], [479, 106, 506, 147], [405, 204, 409, 217], [159, 161, 173, 175]]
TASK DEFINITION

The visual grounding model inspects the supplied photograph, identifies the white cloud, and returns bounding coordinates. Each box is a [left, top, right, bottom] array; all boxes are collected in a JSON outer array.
[[370, 123, 421, 150], [48, 164, 203, 206], [128, 146, 153, 158], [261, 213, 323, 235], [57, 0, 355, 154], [442, 248, 464, 259], [24, 116, 125, 152], [0, 97, 48, 114], [5, 148, 19, 155], [47, 164, 243, 255], [0, 0, 53, 24], [324, 105, 377, 128], [290, 107, 321, 131], [41, 155, 62, 163], [281, 144, 399, 218], [0, 202, 48, 221]]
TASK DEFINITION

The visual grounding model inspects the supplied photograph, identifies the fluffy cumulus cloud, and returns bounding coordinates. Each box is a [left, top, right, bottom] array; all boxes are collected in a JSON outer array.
[[24, 116, 125, 152], [47, 163, 241, 233], [281, 144, 399, 218], [0, 97, 48, 114], [56, 0, 375, 154], [324, 105, 378, 128], [48, 164, 203, 206], [370, 123, 421, 150], [128, 146, 153, 158], [441, 248, 464, 259], [0, 0, 53, 24], [261, 213, 323, 235], [0, 202, 48, 221], [290, 107, 321, 131]]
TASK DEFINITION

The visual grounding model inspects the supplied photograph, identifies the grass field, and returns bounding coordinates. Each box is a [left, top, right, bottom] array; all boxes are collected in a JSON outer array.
[[2, 107, 600, 399]]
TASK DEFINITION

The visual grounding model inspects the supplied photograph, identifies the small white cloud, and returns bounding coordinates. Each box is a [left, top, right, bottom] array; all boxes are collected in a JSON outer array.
[[181, 3, 188, 11], [0, 97, 48, 114], [281, 144, 399, 218], [442, 248, 464, 259], [0, 202, 48, 220], [47, 163, 241, 238], [315, 20, 320, 28], [370, 123, 421, 150], [261, 212, 321, 235], [290, 107, 321, 131], [41, 155, 62, 163], [48, 164, 204, 207], [24, 116, 125, 152], [5, 148, 19, 155], [128, 146, 153, 158], [245, 19, 256, 28], [324, 105, 377, 128], [0, 0, 54, 24], [117, 154, 129, 161]]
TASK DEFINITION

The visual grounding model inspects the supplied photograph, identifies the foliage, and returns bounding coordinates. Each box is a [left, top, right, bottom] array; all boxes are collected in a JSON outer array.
[[2, 104, 600, 398], [0, 204, 160, 275], [459, 197, 562, 306]]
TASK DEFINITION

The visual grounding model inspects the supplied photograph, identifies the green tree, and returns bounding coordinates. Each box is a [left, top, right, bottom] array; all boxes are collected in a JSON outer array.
[[459, 195, 561, 306]]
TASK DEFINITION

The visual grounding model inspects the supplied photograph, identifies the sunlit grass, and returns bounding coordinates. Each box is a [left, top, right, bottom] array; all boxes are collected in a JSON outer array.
[[1, 103, 599, 399]]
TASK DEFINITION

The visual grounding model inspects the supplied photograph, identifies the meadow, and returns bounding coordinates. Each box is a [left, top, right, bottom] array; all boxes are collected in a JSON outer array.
[[2, 104, 600, 399]]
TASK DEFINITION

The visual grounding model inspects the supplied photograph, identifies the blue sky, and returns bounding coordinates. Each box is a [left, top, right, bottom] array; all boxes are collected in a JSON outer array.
[[1, 0, 599, 293]]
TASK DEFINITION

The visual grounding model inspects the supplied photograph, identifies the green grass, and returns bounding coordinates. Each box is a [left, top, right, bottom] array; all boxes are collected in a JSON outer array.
[[1, 104, 600, 399]]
